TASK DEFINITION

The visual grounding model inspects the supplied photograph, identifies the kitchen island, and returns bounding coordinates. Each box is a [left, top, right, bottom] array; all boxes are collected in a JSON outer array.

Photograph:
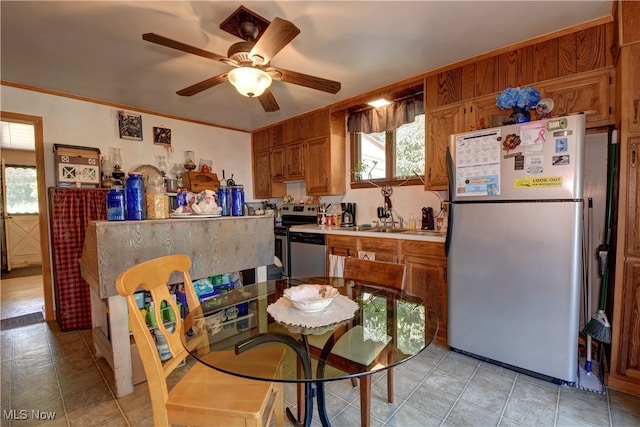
[[80, 215, 274, 397]]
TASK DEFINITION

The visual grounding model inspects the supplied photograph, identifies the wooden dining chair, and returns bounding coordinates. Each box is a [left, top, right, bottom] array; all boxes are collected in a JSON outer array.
[[341, 257, 405, 426], [115, 254, 285, 427], [304, 258, 406, 426]]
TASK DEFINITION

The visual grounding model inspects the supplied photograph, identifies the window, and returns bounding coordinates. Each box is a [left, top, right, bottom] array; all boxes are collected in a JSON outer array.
[[5, 166, 39, 214], [351, 113, 425, 185]]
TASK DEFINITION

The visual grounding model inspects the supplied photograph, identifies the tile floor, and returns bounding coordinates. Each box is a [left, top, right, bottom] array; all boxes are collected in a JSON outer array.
[[1, 319, 640, 427], [1, 274, 639, 426]]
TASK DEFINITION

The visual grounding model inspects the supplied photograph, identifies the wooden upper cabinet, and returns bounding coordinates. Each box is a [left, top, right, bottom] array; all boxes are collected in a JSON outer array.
[[282, 109, 331, 144], [252, 124, 283, 151], [424, 69, 614, 192], [305, 111, 346, 195], [253, 150, 273, 198], [270, 142, 305, 183], [425, 103, 465, 191], [270, 147, 286, 182], [626, 44, 640, 134], [538, 68, 613, 127], [271, 124, 284, 147], [285, 143, 305, 180], [252, 128, 272, 152], [305, 134, 346, 196], [467, 95, 504, 131], [252, 107, 345, 196], [305, 137, 331, 194]]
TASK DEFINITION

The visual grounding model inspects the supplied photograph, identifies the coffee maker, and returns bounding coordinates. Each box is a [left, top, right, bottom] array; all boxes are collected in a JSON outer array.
[[340, 202, 357, 227]]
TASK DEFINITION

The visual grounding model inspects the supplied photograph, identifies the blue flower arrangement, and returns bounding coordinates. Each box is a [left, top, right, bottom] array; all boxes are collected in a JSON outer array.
[[496, 86, 541, 110]]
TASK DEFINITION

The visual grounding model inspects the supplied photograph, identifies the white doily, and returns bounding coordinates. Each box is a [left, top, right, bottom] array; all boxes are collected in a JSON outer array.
[[267, 295, 358, 328]]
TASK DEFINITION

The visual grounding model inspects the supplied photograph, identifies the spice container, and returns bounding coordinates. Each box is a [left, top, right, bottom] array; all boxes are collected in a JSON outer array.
[[145, 177, 169, 219]]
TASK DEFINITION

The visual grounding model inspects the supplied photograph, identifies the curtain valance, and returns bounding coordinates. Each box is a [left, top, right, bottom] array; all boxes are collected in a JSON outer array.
[[347, 95, 424, 133]]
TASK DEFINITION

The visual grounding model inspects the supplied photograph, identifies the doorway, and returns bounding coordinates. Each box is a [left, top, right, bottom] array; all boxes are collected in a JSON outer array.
[[0, 112, 53, 322]]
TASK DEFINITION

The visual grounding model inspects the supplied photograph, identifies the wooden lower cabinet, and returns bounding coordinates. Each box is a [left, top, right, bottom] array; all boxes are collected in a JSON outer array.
[[401, 241, 448, 343], [327, 235, 356, 259], [358, 236, 399, 262], [326, 235, 447, 342], [609, 261, 640, 395]]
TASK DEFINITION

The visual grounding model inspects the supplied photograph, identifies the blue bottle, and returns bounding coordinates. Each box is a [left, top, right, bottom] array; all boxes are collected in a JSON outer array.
[[231, 185, 244, 216], [125, 173, 145, 220], [218, 185, 231, 216], [106, 187, 125, 221]]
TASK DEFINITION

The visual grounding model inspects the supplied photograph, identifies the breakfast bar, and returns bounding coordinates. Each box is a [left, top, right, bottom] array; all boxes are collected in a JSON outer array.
[[79, 215, 274, 397]]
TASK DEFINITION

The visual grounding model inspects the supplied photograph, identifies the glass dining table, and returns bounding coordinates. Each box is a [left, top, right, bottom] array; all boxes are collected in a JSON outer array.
[[181, 276, 438, 427]]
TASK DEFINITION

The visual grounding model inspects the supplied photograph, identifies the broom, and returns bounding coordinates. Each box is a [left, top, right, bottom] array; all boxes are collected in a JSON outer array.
[[582, 133, 616, 344]]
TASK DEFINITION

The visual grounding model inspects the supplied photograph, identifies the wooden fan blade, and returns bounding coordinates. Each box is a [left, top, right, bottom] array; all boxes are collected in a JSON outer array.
[[143, 33, 228, 62], [250, 18, 300, 65], [271, 67, 341, 94], [176, 73, 228, 96], [258, 88, 280, 112]]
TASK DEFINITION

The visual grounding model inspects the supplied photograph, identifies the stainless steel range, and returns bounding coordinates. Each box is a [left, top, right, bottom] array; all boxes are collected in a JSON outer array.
[[275, 204, 319, 277]]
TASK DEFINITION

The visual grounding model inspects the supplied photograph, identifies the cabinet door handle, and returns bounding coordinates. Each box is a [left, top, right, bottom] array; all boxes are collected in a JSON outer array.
[[632, 143, 637, 168], [633, 99, 638, 125]]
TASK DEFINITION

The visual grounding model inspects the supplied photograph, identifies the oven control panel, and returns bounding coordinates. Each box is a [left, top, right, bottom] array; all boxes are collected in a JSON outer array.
[[280, 204, 318, 215]]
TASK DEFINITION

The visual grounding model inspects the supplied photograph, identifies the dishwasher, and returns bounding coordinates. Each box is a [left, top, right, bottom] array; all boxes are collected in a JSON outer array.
[[288, 231, 327, 277]]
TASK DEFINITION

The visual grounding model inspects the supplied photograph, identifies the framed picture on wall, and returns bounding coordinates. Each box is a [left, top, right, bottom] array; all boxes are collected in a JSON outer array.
[[118, 111, 143, 141], [153, 126, 171, 146]]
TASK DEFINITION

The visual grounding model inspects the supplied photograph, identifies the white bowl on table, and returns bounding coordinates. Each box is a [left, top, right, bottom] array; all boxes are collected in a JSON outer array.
[[283, 284, 339, 313]]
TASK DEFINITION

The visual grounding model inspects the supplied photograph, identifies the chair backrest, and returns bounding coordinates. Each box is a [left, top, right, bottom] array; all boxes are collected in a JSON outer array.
[[115, 254, 201, 424], [343, 257, 405, 290]]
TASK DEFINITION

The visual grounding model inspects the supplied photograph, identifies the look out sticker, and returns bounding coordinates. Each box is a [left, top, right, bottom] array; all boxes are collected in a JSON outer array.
[[514, 176, 563, 188]]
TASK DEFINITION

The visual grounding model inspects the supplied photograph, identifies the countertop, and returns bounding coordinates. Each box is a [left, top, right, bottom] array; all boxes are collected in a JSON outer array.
[[289, 224, 446, 243]]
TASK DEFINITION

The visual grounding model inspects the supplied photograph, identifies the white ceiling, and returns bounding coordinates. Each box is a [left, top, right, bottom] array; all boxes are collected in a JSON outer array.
[[1, 1, 613, 133]]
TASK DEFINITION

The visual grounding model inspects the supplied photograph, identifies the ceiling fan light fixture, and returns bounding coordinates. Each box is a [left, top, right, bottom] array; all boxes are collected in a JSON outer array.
[[228, 67, 272, 97]]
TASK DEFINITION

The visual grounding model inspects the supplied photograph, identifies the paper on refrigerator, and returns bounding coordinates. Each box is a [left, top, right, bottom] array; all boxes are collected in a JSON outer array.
[[454, 129, 502, 197]]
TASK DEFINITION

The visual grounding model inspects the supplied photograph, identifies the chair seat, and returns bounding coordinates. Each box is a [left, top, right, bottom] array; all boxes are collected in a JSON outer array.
[[331, 325, 391, 366], [167, 349, 285, 425], [306, 325, 391, 367]]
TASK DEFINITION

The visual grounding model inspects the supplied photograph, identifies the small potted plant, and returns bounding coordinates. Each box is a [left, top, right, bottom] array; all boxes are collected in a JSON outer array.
[[496, 86, 541, 124], [351, 161, 368, 182]]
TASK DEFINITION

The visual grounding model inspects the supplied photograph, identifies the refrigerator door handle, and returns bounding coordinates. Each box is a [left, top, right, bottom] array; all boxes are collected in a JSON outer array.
[[445, 146, 455, 257], [445, 202, 453, 256]]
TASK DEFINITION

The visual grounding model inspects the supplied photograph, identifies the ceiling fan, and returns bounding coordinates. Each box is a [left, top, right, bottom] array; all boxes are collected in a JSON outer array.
[[142, 6, 341, 112]]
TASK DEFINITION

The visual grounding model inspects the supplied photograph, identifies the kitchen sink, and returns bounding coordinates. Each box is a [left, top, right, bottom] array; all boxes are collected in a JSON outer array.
[[369, 228, 410, 233], [401, 230, 446, 237]]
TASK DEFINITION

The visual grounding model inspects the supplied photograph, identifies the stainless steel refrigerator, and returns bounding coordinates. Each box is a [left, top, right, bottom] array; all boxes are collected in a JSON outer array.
[[446, 114, 585, 383]]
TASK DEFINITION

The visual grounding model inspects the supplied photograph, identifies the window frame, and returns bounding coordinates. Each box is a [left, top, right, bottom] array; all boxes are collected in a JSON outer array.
[[4, 164, 39, 215], [349, 120, 425, 189]]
